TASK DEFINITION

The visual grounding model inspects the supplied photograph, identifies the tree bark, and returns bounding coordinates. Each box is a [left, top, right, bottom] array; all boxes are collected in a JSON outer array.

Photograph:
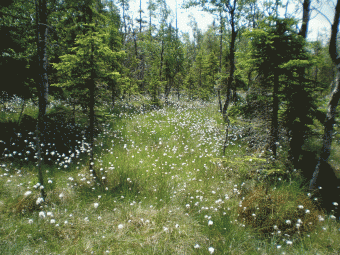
[[159, 37, 164, 102], [18, 99, 26, 126], [36, 0, 48, 199], [111, 81, 116, 108], [218, 90, 222, 112], [270, 71, 279, 158], [89, 65, 97, 181], [298, 0, 311, 38], [309, 0, 340, 190], [149, 1, 152, 40], [122, 0, 127, 43], [88, 40, 99, 181], [310, 72, 340, 189], [218, 9, 223, 112], [222, 9, 236, 120], [89, 5, 98, 181], [288, 0, 311, 168], [133, 26, 138, 57], [139, 0, 142, 34]]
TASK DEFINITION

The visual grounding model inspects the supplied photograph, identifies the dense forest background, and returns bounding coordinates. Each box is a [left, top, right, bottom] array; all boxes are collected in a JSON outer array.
[[1, 0, 338, 191], [2, 0, 340, 253]]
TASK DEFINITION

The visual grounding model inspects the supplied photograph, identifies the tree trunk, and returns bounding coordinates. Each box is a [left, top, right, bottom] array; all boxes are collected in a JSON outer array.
[[18, 99, 26, 126], [111, 81, 116, 108], [298, 0, 311, 38], [89, 7, 98, 181], [139, 0, 142, 34], [219, 9, 223, 72], [270, 71, 279, 158], [310, 71, 340, 188], [159, 38, 164, 103], [122, 0, 126, 43], [222, 13, 236, 120], [72, 99, 76, 125], [309, 0, 340, 199], [287, 0, 311, 168], [36, 0, 48, 199], [218, 9, 223, 112], [218, 90, 222, 112], [133, 25, 138, 57], [89, 49, 98, 181], [314, 66, 318, 88], [149, 4, 152, 39]]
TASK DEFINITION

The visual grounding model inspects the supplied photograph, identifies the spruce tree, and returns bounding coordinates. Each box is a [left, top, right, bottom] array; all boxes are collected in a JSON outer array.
[[53, 7, 124, 181]]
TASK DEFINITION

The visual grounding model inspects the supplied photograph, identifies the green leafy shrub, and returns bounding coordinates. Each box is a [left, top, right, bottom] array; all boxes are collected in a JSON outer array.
[[237, 90, 271, 119], [227, 104, 242, 118]]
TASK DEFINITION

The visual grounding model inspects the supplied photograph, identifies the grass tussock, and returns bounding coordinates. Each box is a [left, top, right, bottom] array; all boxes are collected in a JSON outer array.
[[239, 183, 323, 238]]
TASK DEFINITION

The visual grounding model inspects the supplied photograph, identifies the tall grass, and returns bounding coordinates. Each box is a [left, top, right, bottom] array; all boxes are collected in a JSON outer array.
[[0, 96, 340, 254]]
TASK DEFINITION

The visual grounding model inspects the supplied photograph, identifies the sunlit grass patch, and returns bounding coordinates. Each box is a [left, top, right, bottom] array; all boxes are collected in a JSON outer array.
[[1, 97, 340, 254]]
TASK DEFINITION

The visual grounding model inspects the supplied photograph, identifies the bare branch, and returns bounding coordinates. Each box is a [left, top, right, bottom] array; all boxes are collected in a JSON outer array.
[[298, 0, 311, 38], [310, 6, 333, 26]]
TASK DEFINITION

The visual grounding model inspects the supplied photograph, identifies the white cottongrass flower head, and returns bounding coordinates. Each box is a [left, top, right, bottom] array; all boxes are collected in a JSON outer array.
[[39, 211, 46, 218], [286, 240, 293, 245], [318, 215, 325, 221], [24, 191, 32, 197], [118, 224, 124, 229], [94, 202, 99, 209], [194, 244, 200, 249], [208, 220, 213, 226], [36, 197, 44, 205], [208, 247, 215, 254], [33, 183, 41, 189]]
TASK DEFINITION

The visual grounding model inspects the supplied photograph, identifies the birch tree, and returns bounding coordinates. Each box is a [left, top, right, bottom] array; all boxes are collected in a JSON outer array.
[[309, 0, 340, 212]]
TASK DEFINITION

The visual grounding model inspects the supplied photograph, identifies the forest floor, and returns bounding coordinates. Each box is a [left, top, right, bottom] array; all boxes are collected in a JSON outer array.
[[1, 96, 340, 254]]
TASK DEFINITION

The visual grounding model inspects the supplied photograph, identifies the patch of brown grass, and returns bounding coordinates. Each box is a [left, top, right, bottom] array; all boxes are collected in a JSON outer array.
[[12, 194, 41, 214], [238, 185, 323, 238]]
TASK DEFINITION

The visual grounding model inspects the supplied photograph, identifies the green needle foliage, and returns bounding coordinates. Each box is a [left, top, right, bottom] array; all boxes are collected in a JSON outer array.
[[244, 17, 317, 169], [53, 26, 124, 106]]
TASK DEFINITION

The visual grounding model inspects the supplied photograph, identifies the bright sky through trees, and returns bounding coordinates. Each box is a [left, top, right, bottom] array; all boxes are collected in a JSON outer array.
[[122, 0, 213, 40], [304, 0, 335, 40], [125, 0, 335, 42]]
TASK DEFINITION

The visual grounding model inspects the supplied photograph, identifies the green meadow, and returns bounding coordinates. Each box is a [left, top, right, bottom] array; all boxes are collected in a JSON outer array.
[[1, 97, 340, 254]]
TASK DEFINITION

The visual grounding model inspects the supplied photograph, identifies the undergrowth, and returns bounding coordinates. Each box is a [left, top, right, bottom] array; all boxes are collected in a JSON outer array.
[[1, 96, 340, 254]]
